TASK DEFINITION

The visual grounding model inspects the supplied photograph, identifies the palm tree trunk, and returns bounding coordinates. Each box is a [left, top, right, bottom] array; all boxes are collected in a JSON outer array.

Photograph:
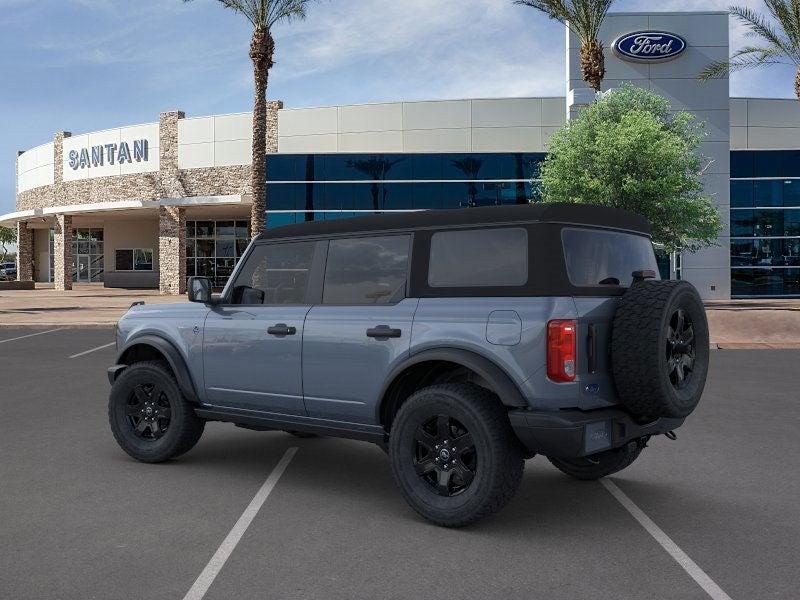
[[249, 29, 275, 237], [796, 67, 800, 102], [580, 40, 605, 92]]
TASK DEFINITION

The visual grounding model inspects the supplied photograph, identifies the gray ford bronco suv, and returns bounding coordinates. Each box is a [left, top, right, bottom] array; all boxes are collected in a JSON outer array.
[[108, 204, 709, 527]]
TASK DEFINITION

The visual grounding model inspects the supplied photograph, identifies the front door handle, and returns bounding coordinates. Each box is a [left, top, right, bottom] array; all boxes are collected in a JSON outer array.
[[267, 323, 297, 336], [366, 325, 402, 339]]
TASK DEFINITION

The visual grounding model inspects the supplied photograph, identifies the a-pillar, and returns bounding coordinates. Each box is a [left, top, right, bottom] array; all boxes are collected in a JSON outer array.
[[158, 205, 186, 295], [16, 221, 33, 282], [53, 214, 73, 291]]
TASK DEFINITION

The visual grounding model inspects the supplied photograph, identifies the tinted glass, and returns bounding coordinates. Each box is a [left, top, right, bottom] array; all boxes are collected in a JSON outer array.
[[115, 249, 133, 271], [732, 268, 800, 296], [754, 180, 783, 206], [232, 242, 315, 305], [730, 151, 754, 178], [428, 228, 528, 287], [562, 228, 659, 287], [323, 236, 410, 304], [730, 180, 753, 208]]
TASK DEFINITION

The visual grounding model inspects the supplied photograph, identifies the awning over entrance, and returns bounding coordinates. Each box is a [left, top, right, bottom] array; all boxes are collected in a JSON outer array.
[[0, 194, 248, 227]]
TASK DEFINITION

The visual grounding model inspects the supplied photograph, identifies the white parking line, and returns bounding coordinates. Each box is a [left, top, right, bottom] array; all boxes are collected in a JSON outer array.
[[68, 342, 116, 359], [0, 329, 63, 345], [183, 447, 298, 600], [601, 479, 733, 600]]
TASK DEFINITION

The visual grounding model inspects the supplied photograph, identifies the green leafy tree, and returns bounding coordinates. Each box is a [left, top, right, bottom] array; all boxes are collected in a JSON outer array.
[[183, 0, 316, 235], [514, 0, 615, 92], [0, 226, 15, 263], [539, 84, 722, 253], [699, 2, 800, 100]]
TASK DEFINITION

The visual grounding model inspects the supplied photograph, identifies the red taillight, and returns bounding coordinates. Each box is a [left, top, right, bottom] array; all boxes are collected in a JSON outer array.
[[547, 320, 577, 383]]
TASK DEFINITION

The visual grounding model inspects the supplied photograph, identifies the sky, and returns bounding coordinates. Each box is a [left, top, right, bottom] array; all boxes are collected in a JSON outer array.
[[0, 0, 797, 216]]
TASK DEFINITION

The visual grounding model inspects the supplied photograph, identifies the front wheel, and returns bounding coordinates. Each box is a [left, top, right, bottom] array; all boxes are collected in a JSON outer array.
[[108, 361, 205, 463], [389, 383, 524, 527]]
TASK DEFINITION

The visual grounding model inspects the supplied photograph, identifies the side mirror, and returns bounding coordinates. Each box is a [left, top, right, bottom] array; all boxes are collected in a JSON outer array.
[[188, 276, 213, 304]]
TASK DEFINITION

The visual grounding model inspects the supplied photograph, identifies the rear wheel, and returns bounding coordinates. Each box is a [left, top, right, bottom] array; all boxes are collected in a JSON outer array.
[[108, 361, 204, 463], [548, 440, 643, 481], [389, 383, 524, 527]]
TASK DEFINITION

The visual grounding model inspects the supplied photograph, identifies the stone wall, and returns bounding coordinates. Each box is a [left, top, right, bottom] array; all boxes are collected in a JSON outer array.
[[16, 222, 33, 282], [158, 206, 186, 295], [53, 214, 73, 291]]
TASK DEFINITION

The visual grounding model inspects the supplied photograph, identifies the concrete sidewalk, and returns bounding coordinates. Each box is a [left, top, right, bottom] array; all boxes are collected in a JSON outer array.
[[1, 284, 798, 347], [0, 284, 184, 327]]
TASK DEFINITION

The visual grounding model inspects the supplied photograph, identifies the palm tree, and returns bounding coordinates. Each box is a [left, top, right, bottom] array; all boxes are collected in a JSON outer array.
[[699, 3, 800, 101], [514, 0, 615, 92], [184, 0, 315, 235]]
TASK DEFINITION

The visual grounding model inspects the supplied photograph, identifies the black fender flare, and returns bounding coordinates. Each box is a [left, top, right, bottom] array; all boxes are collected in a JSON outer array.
[[378, 347, 528, 420], [113, 335, 200, 404]]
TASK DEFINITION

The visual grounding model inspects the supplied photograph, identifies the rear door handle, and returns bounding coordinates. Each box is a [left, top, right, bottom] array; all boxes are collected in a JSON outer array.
[[267, 323, 297, 336], [366, 325, 402, 339]]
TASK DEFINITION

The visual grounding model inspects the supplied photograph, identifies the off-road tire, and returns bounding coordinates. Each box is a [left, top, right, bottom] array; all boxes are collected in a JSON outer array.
[[548, 441, 643, 481], [109, 361, 205, 463], [612, 280, 709, 418], [389, 383, 524, 527]]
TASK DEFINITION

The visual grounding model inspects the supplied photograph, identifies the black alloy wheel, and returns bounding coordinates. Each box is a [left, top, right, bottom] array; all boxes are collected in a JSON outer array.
[[413, 414, 477, 497], [666, 308, 695, 390], [389, 383, 524, 527], [109, 361, 205, 463], [126, 383, 172, 440]]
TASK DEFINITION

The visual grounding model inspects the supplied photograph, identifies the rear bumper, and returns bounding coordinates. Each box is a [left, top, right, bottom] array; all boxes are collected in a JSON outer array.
[[508, 406, 684, 458]]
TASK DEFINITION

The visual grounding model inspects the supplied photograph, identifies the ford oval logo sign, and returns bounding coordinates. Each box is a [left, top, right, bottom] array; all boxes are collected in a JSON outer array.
[[613, 31, 687, 62]]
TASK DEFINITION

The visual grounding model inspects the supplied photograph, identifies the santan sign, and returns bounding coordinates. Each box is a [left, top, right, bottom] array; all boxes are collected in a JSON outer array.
[[68, 139, 149, 170], [613, 31, 687, 62]]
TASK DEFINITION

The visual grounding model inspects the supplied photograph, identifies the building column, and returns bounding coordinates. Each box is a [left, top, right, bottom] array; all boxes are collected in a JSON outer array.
[[53, 214, 73, 291], [16, 221, 33, 282], [159, 111, 186, 199], [159, 205, 186, 295]]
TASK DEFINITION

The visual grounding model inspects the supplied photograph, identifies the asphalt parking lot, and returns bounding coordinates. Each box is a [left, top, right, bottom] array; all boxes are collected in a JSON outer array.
[[1, 328, 798, 599]]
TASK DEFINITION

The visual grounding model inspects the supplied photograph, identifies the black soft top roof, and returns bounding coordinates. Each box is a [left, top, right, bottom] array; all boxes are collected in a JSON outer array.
[[257, 203, 650, 241]]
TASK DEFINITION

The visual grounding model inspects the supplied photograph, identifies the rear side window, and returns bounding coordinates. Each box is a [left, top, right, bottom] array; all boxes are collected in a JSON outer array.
[[323, 235, 410, 304], [231, 241, 316, 304], [428, 228, 528, 287], [562, 228, 659, 287]]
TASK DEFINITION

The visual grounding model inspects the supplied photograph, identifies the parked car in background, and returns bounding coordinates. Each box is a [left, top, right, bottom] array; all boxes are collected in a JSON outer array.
[[0, 262, 16, 281], [107, 204, 710, 527]]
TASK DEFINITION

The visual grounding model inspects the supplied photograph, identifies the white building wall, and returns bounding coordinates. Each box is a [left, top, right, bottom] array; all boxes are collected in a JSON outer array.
[[61, 123, 160, 182], [730, 98, 800, 150], [17, 142, 55, 193], [275, 98, 565, 154], [568, 11, 731, 300]]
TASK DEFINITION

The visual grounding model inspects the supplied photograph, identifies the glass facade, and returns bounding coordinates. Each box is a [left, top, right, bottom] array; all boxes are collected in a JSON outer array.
[[72, 228, 104, 283], [731, 151, 800, 297], [186, 220, 251, 288], [265, 153, 545, 228]]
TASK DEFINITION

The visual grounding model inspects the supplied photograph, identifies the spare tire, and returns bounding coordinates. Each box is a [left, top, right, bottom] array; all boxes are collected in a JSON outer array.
[[611, 279, 709, 419]]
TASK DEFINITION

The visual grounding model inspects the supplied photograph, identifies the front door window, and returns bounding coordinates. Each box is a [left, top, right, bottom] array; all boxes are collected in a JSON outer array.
[[71, 228, 104, 283]]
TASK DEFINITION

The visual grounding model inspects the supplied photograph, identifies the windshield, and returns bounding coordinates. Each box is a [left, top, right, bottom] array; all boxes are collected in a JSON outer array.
[[562, 227, 659, 287]]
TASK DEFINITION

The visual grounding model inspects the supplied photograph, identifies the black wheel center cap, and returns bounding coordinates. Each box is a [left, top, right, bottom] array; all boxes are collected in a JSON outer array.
[[145, 406, 154, 416], [438, 449, 451, 461]]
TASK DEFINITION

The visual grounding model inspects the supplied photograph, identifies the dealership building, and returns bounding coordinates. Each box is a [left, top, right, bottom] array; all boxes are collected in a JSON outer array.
[[3, 10, 800, 299]]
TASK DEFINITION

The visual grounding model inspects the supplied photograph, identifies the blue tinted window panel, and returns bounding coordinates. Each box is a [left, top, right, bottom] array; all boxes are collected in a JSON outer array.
[[412, 183, 444, 210], [411, 155, 443, 180], [781, 150, 800, 177], [267, 184, 299, 211], [521, 153, 546, 179], [753, 210, 785, 237], [266, 212, 296, 229], [443, 154, 487, 180], [730, 180, 754, 208], [381, 183, 414, 211], [754, 151, 783, 178], [785, 210, 800, 236], [730, 151, 754, 178], [754, 180, 783, 207], [266, 155, 297, 181], [440, 182, 471, 209], [730, 240, 755, 266], [730, 210, 754, 237], [783, 180, 800, 207]]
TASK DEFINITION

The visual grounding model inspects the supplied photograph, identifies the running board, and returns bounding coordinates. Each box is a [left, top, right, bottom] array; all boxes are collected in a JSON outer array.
[[194, 406, 387, 447]]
